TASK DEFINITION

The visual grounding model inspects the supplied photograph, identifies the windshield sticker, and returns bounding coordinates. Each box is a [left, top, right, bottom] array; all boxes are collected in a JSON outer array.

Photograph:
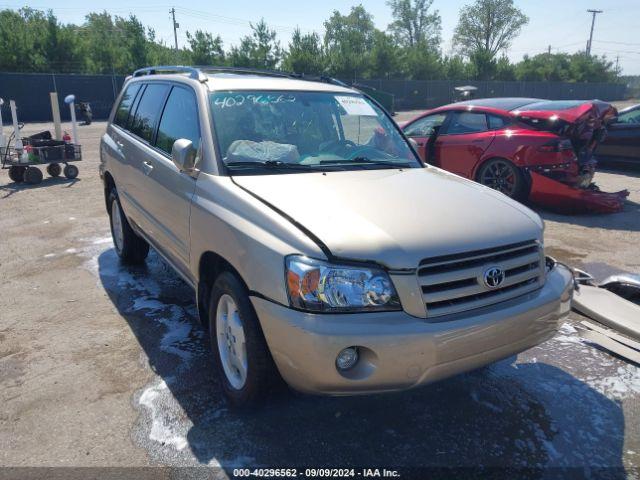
[[213, 94, 296, 109], [335, 96, 376, 116]]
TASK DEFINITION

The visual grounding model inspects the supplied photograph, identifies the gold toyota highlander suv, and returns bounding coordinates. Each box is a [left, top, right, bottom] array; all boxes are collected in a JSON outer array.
[[100, 66, 573, 407]]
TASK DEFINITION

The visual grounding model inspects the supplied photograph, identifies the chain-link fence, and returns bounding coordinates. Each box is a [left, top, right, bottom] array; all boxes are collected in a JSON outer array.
[[0, 72, 627, 122], [351, 79, 627, 110]]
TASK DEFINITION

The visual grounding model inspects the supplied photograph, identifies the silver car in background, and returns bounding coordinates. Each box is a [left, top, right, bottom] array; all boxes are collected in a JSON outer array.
[[100, 66, 573, 408]]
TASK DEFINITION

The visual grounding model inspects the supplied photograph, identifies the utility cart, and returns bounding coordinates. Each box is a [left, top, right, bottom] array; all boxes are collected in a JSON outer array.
[[1, 130, 82, 184]]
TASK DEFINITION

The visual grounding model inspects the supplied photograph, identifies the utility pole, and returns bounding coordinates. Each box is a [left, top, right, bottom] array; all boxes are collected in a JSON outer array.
[[547, 45, 551, 55], [615, 55, 620, 77], [586, 9, 603, 57], [170, 7, 179, 51]]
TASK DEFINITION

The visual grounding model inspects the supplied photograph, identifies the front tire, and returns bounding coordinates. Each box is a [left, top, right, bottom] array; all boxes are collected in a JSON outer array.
[[209, 271, 277, 408], [477, 158, 528, 201], [108, 189, 149, 264]]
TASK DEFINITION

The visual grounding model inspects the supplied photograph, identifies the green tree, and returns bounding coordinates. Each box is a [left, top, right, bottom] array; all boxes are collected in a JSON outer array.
[[442, 55, 472, 81], [403, 47, 443, 80], [453, 0, 528, 60], [228, 19, 282, 69], [0, 8, 51, 72], [282, 28, 325, 75], [494, 55, 515, 80], [368, 31, 401, 79], [323, 5, 376, 80], [386, 0, 441, 49], [186, 30, 225, 65], [514, 52, 615, 83]]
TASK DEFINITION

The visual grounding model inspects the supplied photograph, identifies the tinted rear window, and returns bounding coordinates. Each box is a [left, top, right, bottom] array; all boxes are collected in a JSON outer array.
[[130, 84, 170, 143], [114, 83, 141, 128], [446, 112, 488, 134], [488, 114, 509, 130]]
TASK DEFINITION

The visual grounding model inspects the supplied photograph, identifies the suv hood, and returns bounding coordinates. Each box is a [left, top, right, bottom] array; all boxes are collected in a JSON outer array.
[[233, 168, 543, 269]]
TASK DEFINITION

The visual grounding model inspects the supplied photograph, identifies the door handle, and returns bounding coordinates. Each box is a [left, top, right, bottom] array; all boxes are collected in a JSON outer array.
[[115, 140, 124, 149], [416, 142, 425, 146], [142, 161, 154, 175]]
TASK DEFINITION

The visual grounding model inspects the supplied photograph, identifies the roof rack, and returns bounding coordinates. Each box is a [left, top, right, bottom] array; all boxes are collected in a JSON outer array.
[[132, 66, 208, 82], [130, 65, 350, 88]]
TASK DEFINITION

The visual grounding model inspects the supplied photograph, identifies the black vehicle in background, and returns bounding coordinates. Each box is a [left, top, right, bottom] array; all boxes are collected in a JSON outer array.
[[596, 104, 640, 166]]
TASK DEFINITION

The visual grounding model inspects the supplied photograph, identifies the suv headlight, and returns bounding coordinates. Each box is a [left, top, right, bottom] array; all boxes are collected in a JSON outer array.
[[285, 255, 401, 313]]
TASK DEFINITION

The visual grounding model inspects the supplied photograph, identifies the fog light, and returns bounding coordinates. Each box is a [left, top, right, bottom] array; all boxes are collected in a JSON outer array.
[[336, 347, 359, 371]]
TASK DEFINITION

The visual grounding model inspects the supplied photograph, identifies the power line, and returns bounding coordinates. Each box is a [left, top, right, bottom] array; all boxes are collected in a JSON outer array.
[[595, 40, 640, 47]]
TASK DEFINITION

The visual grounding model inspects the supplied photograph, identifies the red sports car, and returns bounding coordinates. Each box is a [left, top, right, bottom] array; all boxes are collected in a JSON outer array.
[[400, 98, 616, 200]]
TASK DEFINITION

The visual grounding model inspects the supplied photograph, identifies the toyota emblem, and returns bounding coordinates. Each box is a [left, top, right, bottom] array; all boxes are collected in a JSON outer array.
[[483, 267, 505, 289]]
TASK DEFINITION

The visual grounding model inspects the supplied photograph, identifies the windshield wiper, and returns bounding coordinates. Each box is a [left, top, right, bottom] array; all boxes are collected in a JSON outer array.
[[225, 160, 315, 171], [345, 156, 414, 168]]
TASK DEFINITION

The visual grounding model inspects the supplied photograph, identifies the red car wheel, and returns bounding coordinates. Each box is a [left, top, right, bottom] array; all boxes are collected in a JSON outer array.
[[477, 159, 528, 201]]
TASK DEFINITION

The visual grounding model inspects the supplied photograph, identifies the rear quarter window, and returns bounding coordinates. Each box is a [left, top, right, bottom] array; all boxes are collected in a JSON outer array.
[[445, 111, 488, 134], [488, 114, 509, 130], [114, 83, 141, 128]]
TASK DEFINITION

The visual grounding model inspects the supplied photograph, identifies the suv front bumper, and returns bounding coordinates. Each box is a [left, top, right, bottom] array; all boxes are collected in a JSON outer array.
[[252, 264, 573, 395]]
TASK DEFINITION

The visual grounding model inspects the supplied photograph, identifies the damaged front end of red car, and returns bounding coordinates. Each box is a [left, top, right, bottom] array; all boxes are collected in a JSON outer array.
[[514, 100, 627, 213]]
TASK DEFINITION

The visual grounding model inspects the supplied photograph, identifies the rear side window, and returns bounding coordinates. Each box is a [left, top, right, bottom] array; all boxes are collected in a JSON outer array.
[[156, 87, 200, 154], [445, 112, 488, 134], [114, 83, 141, 128], [129, 84, 170, 143], [488, 114, 509, 130]]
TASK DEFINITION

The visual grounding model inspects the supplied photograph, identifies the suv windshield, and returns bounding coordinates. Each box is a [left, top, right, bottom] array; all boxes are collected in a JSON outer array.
[[209, 90, 421, 173]]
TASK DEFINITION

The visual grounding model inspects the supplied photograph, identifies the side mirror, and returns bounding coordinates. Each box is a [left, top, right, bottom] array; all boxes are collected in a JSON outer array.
[[171, 138, 197, 172], [408, 138, 419, 149]]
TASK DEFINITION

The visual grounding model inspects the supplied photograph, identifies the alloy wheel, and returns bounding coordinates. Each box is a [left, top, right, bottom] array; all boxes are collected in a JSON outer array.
[[480, 160, 518, 196], [111, 198, 124, 253], [216, 294, 248, 390]]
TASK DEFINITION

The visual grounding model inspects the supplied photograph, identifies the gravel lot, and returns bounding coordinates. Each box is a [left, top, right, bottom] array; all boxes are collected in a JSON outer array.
[[1, 120, 639, 478]]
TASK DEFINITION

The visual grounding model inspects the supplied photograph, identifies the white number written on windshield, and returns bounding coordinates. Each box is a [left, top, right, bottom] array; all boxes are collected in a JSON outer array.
[[213, 94, 296, 109]]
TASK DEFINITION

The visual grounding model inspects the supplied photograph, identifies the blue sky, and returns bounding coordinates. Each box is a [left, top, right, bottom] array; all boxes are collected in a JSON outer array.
[[3, 0, 639, 74]]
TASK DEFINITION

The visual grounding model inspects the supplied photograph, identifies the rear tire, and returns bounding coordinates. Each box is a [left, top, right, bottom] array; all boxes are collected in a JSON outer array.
[[8, 166, 25, 183], [108, 188, 149, 264], [63, 164, 79, 179], [23, 166, 43, 185], [208, 271, 277, 409], [477, 158, 528, 201]]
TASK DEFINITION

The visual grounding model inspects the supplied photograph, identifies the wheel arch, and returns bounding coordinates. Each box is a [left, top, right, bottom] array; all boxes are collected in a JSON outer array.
[[103, 171, 116, 213], [197, 251, 251, 327]]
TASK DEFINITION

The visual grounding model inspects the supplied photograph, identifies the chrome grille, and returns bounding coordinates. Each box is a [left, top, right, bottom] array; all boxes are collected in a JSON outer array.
[[418, 240, 544, 318]]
